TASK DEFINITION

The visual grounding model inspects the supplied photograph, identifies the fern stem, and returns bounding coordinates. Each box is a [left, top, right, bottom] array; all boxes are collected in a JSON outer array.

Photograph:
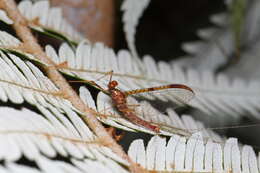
[[0, 0, 141, 172]]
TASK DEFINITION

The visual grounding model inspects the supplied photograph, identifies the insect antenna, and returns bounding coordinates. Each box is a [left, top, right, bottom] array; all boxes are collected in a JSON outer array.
[[108, 70, 114, 83], [64, 70, 115, 94]]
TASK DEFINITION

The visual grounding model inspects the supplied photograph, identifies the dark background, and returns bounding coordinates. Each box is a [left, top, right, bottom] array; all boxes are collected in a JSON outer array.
[[115, 0, 226, 61]]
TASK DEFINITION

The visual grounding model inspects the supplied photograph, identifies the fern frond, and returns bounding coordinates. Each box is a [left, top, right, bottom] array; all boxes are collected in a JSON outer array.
[[0, 30, 259, 133], [0, 36, 131, 166], [210, 12, 229, 27], [0, 107, 128, 170], [224, 1, 260, 78], [4, 159, 86, 173], [175, 0, 260, 76], [43, 41, 260, 120], [121, 0, 150, 60], [71, 158, 129, 173], [0, 0, 84, 44], [0, 39, 130, 168], [0, 49, 75, 112], [173, 9, 232, 70], [0, 1, 259, 171], [0, 31, 21, 47], [128, 135, 259, 172], [4, 163, 42, 173], [176, 25, 233, 70], [2, 155, 128, 172], [36, 157, 84, 173]]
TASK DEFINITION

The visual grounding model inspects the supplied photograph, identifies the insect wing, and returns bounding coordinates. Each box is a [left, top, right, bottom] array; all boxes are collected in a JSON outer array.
[[168, 86, 195, 105], [124, 84, 195, 105]]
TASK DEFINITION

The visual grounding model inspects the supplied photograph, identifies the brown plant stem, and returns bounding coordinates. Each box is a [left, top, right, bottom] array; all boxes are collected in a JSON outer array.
[[0, 0, 140, 172], [50, 0, 115, 47]]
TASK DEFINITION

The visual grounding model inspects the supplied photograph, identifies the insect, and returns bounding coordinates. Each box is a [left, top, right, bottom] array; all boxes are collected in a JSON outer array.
[[92, 71, 195, 133]]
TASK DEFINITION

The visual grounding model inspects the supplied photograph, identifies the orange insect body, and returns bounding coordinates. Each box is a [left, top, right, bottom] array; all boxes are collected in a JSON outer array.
[[88, 72, 194, 133], [108, 80, 160, 133]]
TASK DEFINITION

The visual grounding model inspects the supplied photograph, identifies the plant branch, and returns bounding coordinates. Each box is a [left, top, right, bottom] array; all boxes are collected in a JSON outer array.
[[0, 0, 140, 172]]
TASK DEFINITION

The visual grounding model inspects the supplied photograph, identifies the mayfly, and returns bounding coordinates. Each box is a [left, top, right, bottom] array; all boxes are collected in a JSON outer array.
[[90, 71, 195, 133]]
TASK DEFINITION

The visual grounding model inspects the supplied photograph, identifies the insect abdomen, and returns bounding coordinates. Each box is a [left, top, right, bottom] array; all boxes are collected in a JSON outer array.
[[116, 103, 160, 133], [110, 89, 160, 133]]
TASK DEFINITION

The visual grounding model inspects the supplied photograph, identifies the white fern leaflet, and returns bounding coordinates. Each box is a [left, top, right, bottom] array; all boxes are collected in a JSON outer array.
[[128, 135, 259, 172], [0, 0, 85, 44]]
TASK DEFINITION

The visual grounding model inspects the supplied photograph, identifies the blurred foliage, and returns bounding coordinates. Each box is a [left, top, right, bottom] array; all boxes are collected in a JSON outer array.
[[229, 0, 246, 57]]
